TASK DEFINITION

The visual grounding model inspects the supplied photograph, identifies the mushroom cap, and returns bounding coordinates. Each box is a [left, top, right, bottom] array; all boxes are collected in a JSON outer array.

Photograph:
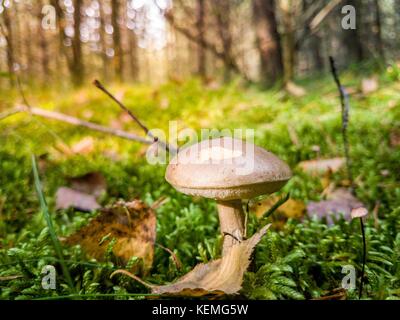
[[165, 137, 292, 201]]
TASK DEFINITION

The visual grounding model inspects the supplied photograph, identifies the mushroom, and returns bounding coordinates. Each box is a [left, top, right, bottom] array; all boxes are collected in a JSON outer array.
[[165, 137, 292, 255]]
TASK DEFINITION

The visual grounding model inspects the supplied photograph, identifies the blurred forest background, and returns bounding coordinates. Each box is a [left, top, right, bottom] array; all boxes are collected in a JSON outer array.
[[0, 0, 398, 88]]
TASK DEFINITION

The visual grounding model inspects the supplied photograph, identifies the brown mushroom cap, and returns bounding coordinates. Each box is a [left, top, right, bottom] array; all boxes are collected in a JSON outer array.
[[165, 137, 292, 200]]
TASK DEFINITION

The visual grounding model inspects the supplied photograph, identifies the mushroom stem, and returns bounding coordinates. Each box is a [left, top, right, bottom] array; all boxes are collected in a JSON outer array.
[[217, 199, 245, 255]]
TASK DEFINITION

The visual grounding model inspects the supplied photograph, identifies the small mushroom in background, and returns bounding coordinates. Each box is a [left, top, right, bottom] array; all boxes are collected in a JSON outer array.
[[165, 137, 292, 255]]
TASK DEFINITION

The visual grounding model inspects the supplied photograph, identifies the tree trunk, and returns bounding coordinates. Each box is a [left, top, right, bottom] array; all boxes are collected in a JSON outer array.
[[213, 0, 234, 82], [129, 31, 139, 82], [196, 0, 206, 79], [72, 0, 84, 86], [280, 0, 296, 84], [373, 0, 384, 59], [51, 0, 71, 79], [111, 0, 123, 81], [303, 0, 323, 72], [343, 0, 364, 62], [2, 8, 15, 86], [99, 1, 110, 81], [252, 0, 283, 85], [38, 0, 50, 80]]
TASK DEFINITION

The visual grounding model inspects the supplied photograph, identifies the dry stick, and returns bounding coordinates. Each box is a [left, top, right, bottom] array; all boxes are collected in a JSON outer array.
[[93, 80, 177, 154], [329, 56, 365, 299], [0, 106, 22, 121], [2, 105, 152, 144], [359, 217, 367, 299], [155, 243, 182, 270], [329, 57, 353, 190]]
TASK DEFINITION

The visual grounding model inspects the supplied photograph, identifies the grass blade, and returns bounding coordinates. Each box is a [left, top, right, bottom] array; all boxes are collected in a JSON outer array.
[[31, 154, 75, 291], [262, 193, 290, 220]]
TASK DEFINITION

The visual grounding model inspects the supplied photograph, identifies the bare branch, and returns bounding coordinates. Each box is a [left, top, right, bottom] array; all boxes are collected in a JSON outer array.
[[329, 56, 353, 190], [93, 79, 177, 153], [2, 105, 153, 144]]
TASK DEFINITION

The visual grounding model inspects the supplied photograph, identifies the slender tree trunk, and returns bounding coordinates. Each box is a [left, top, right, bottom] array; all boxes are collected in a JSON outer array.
[[129, 31, 139, 81], [373, 0, 384, 59], [38, 0, 50, 80], [303, 0, 323, 71], [99, 1, 110, 81], [2, 8, 15, 86], [51, 0, 72, 80], [24, 18, 34, 79], [196, 0, 206, 79], [280, 0, 295, 84], [252, 0, 283, 85], [343, 0, 364, 61], [213, 0, 233, 81], [111, 0, 123, 81], [71, 0, 84, 86]]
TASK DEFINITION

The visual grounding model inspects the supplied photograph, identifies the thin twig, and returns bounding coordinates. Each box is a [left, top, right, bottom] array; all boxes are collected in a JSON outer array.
[[359, 218, 366, 299], [0, 106, 23, 121], [262, 193, 290, 220], [3, 105, 152, 144], [93, 79, 176, 153], [93, 80, 150, 134], [329, 56, 353, 192], [110, 269, 154, 289], [155, 243, 182, 270]]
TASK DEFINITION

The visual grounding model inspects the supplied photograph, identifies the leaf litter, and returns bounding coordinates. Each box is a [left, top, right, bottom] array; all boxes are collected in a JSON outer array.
[[65, 199, 156, 274], [111, 224, 271, 297], [55, 172, 106, 211]]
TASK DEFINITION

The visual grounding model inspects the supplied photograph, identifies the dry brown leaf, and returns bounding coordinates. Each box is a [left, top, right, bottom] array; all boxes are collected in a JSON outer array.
[[153, 224, 270, 296], [298, 157, 345, 175], [65, 200, 156, 274], [251, 196, 305, 220], [250, 196, 305, 230], [307, 188, 364, 225], [361, 76, 379, 95], [112, 224, 271, 297], [55, 187, 101, 211], [390, 130, 400, 147], [71, 137, 95, 154], [55, 172, 107, 211], [285, 81, 306, 97], [67, 172, 107, 198]]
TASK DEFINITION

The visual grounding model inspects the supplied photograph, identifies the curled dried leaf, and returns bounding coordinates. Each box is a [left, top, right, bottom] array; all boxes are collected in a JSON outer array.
[[65, 199, 156, 274], [112, 224, 271, 297]]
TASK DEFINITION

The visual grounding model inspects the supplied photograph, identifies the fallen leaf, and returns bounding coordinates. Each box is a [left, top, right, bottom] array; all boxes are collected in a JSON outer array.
[[285, 81, 306, 97], [307, 188, 364, 225], [390, 130, 400, 147], [55, 172, 107, 211], [361, 76, 378, 95], [65, 200, 156, 274], [251, 196, 305, 220], [55, 187, 101, 212], [71, 137, 95, 154], [298, 157, 345, 175], [38, 153, 49, 172], [112, 224, 270, 297], [67, 172, 107, 198]]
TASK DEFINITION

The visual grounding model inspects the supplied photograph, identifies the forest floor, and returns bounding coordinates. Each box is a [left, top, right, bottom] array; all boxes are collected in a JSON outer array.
[[0, 64, 399, 300]]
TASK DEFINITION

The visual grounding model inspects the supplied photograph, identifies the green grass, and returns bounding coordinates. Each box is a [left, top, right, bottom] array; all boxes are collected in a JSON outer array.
[[0, 65, 399, 300]]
